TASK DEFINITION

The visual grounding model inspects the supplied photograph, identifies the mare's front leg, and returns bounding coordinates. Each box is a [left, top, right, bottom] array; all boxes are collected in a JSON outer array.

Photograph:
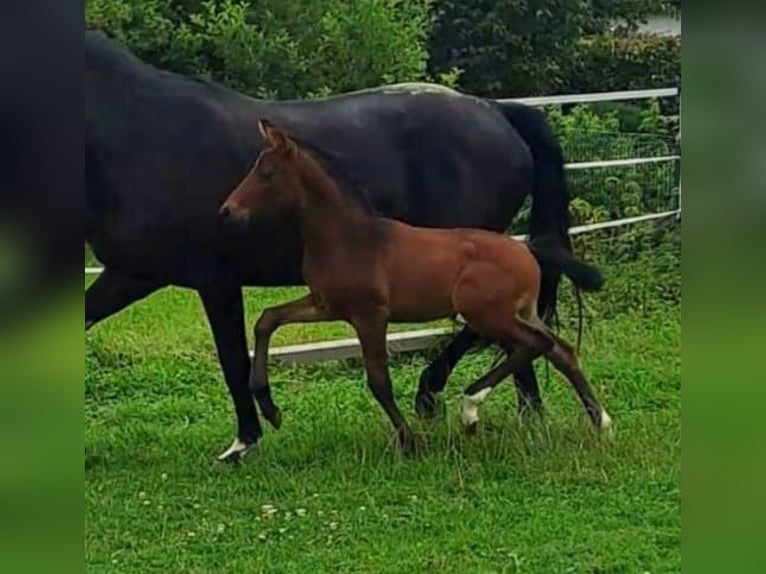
[[351, 309, 415, 454], [250, 295, 329, 429], [199, 285, 262, 463]]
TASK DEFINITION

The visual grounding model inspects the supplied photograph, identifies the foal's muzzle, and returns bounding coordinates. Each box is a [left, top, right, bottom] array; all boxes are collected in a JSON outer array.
[[218, 204, 250, 232]]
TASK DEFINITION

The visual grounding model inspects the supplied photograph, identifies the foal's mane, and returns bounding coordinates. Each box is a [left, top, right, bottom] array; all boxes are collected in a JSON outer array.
[[286, 135, 377, 215]]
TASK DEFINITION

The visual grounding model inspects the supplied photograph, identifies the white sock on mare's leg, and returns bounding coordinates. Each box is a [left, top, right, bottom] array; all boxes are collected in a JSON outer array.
[[460, 387, 493, 427], [217, 437, 253, 462]]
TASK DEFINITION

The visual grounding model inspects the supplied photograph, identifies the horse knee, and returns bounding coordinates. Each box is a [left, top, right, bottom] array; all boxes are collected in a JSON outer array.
[[254, 311, 278, 338]]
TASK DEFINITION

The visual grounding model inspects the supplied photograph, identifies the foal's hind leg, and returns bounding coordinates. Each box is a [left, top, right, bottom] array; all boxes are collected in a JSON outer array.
[[415, 326, 481, 418], [537, 326, 612, 432], [459, 319, 551, 433], [459, 346, 539, 433], [415, 327, 544, 420]]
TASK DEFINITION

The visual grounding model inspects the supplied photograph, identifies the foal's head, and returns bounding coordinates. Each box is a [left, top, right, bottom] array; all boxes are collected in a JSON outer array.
[[219, 119, 308, 224]]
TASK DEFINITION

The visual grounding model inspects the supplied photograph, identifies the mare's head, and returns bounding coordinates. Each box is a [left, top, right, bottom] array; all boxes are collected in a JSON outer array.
[[219, 119, 306, 226]]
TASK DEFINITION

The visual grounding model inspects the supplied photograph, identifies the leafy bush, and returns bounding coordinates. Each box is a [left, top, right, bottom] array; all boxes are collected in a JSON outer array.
[[428, 0, 679, 98], [85, 0, 434, 99], [566, 33, 681, 95], [511, 102, 678, 230]]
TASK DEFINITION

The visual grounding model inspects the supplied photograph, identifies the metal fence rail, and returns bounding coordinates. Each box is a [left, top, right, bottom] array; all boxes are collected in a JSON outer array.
[[85, 86, 682, 364], [505, 87, 679, 107]]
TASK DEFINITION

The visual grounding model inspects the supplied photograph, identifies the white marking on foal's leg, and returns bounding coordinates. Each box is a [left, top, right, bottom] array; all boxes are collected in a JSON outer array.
[[217, 438, 254, 463], [460, 387, 493, 427], [600, 410, 613, 437]]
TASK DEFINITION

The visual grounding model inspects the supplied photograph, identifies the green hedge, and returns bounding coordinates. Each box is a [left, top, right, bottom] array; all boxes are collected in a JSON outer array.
[[566, 34, 681, 95], [85, 0, 434, 99]]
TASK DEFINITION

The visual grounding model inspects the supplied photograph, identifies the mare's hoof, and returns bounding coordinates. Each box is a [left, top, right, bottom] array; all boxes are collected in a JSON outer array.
[[414, 391, 443, 419], [217, 437, 256, 464], [464, 422, 478, 437]]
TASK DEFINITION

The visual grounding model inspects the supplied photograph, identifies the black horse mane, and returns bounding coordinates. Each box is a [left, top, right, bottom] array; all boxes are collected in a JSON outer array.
[[287, 135, 378, 216]]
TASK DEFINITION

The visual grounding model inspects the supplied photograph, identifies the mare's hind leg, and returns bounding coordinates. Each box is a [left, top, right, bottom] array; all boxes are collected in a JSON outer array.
[[350, 310, 415, 454], [415, 326, 481, 418]]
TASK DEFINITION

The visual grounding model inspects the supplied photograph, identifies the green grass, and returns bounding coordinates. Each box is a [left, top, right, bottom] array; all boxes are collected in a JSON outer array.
[[85, 260, 680, 573]]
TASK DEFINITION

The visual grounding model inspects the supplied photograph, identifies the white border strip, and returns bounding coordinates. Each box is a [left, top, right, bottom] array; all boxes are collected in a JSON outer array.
[[266, 327, 454, 364], [504, 87, 679, 107]]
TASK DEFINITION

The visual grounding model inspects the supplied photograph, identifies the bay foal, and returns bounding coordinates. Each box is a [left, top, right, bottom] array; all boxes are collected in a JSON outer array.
[[220, 119, 611, 454]]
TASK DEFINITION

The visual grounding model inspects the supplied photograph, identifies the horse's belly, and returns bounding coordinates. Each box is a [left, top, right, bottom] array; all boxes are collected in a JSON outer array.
[[387, 282, 455, 323]]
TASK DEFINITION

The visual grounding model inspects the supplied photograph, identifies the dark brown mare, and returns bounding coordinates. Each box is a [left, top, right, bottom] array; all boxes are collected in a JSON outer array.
[[220, 120, 612, 454]]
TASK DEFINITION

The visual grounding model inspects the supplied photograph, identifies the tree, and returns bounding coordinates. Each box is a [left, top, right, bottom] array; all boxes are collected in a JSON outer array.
[[85, 0, 433, 99], [428, 0, 674, 97]]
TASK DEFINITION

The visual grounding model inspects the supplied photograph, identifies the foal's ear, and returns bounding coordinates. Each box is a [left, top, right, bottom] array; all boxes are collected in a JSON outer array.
[[258, 118, 298, 156], [258, 118, 276, 144]]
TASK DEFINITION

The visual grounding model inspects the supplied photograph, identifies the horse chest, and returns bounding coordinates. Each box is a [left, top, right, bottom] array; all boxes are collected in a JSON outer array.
[[302, 253, 386, 313]]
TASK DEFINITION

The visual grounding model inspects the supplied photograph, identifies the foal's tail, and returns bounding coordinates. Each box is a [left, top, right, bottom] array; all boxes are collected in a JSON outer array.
[[527, 235, 604, 293], [527, 235, 604, 351]]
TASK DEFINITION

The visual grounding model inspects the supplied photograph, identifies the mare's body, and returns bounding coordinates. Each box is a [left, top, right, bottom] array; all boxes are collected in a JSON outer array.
[[220, 122, 610, 457], [85, 30, 574, 460]]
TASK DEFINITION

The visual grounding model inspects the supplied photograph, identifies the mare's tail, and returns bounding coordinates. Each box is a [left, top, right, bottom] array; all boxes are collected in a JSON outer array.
[[495, 100, 572, 324]]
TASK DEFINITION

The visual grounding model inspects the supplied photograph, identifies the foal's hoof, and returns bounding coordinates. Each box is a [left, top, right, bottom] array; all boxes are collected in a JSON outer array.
[[253, 392, 282, 430], [217, 437, 256, 464], [396, 430, 418, 456], [598, 410, 614, 439], [464, 421, 478, 437], [262, 406, 282, 430], [414, 391, 443, 419]]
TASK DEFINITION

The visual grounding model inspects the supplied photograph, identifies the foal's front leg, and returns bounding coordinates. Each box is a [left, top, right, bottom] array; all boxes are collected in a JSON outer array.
[[350, 310, 416, 454], [251, 294, 329, 429]]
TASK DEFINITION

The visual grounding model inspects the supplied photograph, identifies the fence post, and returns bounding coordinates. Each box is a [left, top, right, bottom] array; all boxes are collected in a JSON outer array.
[[675, 78, 682, 220]]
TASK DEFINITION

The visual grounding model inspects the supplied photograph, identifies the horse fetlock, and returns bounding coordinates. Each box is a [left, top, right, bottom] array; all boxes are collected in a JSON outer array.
[[396, 427, 417, 455], [460, 387, 492, 428], [217, 437, 257, 464], [414, 390, 441, 419]]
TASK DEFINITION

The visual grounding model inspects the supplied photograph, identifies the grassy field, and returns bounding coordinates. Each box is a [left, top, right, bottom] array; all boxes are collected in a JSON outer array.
[[85, 248, 681, 573]]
